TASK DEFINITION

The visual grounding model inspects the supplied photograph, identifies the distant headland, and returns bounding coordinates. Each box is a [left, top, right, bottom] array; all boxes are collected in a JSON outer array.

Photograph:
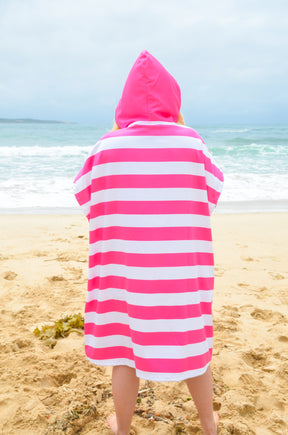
[[0, 118, 73, 124]]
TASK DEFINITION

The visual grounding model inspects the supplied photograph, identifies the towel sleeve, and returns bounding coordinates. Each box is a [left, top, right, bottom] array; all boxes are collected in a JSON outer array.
[[202, 144, 224, 214], [73, 153, 94, 219], [74, 140, 102, 219]]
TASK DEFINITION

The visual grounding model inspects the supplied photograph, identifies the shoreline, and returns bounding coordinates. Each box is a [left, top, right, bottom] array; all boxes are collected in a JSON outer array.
[[1, 199, 288, 215]]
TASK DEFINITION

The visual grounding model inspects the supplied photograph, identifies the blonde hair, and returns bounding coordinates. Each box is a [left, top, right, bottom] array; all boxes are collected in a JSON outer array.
[[111, 121, 120, 131], [177, 112, 185, 125]]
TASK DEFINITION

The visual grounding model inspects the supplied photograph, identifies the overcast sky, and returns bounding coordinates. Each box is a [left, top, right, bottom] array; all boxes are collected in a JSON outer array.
[[0, 0, 287, 125]]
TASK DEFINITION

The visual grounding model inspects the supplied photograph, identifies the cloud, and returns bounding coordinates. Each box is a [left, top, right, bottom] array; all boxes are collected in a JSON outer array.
[[0, 0, 287, 123]]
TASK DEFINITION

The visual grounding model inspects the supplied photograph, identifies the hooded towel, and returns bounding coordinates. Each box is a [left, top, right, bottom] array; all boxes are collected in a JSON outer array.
[[74, 50, 224, 381]]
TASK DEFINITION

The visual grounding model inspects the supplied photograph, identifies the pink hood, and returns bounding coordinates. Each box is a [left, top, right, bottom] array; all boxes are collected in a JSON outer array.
[[115, 50, 181, 129]]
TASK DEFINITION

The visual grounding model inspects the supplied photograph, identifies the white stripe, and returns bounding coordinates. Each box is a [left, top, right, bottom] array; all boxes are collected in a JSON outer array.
[[88, 263, 214, 280], [86, 357, 211, 381], [75, 161, 205, 196], [95, 133, 216, 162], [86, 288, 214, 305], [127, 121, 199, 131], [85, 311, 129, 325], [205, 170, 223, 192], [133, 340, 212, 359], [73, 171, 91, 194], [92, 161, 205, 177], [209, 203, 215, 214], [130, 315, 213, 332], [89, 239, 213, 255], [85, 334, 132, 349], [91, 188, 207, 204], [89, 214, 211, 231], [85, 334, 212, 359], [136, 362, 211, 381], [84, 312, 213, 332], [96, 134, 204, 152], [87, 357, 136, 369], [127, 121, 180, 127]]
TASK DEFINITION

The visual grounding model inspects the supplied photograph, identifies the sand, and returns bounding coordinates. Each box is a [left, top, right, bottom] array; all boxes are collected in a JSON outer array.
[[0, 213, 287, 435]]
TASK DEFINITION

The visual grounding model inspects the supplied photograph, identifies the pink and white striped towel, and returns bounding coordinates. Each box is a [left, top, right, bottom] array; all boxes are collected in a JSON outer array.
[[74, 51, 224, 381]]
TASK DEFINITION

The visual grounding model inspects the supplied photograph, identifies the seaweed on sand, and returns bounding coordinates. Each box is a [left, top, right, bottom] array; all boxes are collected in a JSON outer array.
[[47, 403, 98, 433], [33, 313, 84, 348]]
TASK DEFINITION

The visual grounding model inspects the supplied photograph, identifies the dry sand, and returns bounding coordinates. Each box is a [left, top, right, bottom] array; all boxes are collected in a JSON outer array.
[[0, 213, 287, 435]]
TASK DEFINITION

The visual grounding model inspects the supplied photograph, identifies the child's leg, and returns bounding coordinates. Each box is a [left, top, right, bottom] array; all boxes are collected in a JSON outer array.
[[185, 365, 219, 435], [107, 365, 140, 435]]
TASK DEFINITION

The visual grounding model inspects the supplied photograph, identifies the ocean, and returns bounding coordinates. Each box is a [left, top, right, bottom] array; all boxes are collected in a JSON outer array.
[[0, 122, 287, 213]]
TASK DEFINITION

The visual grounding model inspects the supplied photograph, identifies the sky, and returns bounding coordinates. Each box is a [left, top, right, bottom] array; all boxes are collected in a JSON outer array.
[[0, 0, 287, 125]]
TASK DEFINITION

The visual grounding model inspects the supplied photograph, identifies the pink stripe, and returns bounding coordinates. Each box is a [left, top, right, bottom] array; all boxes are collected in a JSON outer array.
[[87, 276, 214, 293], [90, 200, 209, 217], [207, 185, 221, 206], [86, 345, 134, 361], [205, 159, 224, 182], [134, 349, 212, 373], [85, 345, 212, 373], [74, 155, 94, 181], [89, 252, 214, 268], [85, 322, 130, 337], [85, 300, 212, 319], [91, 174, 206, 192], [97, 148, 203, 164], [101, 124, 205, 142], [131, 326, 213, 346], [75, 185, 90, 206], [85, 322, 213, 346], [89, 226, 212, 244]]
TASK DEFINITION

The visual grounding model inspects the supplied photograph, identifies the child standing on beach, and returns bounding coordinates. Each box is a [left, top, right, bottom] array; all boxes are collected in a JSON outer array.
[[74, 50, 223, 435]]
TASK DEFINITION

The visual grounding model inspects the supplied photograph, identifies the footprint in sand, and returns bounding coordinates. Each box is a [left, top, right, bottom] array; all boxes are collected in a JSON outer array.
[[48, 275, 66, 282], [276, 361, 288, 380], [214, 306, 241, 334], [68, 267, 83, 280], [0, 338, 33, 353], [56, 253, 87, 263], [269, 412, 287, 434], [56, 253, 72, 262], [214, 266, 225, 277], [52, 372, 77, 386], [52, 237, 69, 242], [237, 403, 256, 417], [250, 308, 287, 323], [214, 318, 239, 333], [279, 291, 288, 305], [239, 373, 264, 393], [3, 271, 17, 280], [250, 308, 271, 321], [236, 243, 248, 248], [237, 282, 250, 288], [242, 348, 269, 368], [223, 421, 255, 434], [269, 272, 285, 280], [222, 305, 240, 318], [241, 256, 258, 262], [32, 250, 48, 257]]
